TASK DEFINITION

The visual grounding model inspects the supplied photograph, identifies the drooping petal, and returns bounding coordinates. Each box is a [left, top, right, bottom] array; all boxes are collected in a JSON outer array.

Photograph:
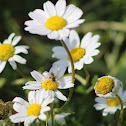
[[8, 57, 17, 70], [0, 61, 6, 73], [13, 55, 26, 64], [55, 90, 67, 101]]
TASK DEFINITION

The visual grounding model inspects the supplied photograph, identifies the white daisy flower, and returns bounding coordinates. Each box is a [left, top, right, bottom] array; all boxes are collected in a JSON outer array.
[[23, 65, 74, 101], [0, 33, 29, 73], [52, 30, 101, 73], [9, 90, 54, 126], [48, 113, 70, 126], [94, 87, 126, 116], [24, 0, 85, 40], [94, 75, 122, 99]]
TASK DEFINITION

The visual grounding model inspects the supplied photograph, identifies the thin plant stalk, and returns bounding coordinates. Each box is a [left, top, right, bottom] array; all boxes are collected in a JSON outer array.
[[83, 67, 90, 85], [51, 102, 54, 126], [16, 67, 26, 78], [116, 94, 123, 126], [58, 40, 75, 112]]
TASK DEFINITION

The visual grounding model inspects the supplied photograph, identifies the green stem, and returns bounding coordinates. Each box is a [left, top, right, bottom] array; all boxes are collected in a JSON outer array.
[[51, 103, 54, 126], [83, 67, 90, 85], [16, 67, 26, 78], [58, 40, 75, 112], [116, 94, 123, 126]]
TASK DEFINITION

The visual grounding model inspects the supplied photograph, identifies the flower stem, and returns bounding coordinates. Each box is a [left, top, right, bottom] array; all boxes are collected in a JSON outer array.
[[51, 102, 54, 126], [58, 40, 75, 112], [116, 94, 123, 126], [16, 67, 26, 78], [83, 67, 90, 85]]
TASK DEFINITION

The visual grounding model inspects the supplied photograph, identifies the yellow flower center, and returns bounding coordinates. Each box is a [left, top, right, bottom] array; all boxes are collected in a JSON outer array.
[[69, 47, 85, 62], [27, 104, 41, 116], [45, 16, 67, 31], [95, 77, 114, 95], [42, 78, 58, 91], [107, 98, 120, 106], [0, 44, 15, 61]]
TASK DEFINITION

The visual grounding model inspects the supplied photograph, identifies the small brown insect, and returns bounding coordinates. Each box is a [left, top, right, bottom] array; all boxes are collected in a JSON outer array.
[[50, 72, 56, 82]]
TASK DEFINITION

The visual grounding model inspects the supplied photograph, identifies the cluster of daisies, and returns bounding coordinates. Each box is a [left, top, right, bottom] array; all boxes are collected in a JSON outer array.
[[0, 0, 124, 125], [94, 75, 126, 117]]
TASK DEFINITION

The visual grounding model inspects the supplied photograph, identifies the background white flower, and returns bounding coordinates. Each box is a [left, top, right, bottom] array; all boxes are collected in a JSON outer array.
[[52, 30, 101, 73], [9, 90, 54, 126], [94, 87, 126, 116], [48, 113, 70, 126], [23, 65, 74, 101], [94, 75, 122, 99], [0, 33, 29, 73], [24, 0, 85, 40]]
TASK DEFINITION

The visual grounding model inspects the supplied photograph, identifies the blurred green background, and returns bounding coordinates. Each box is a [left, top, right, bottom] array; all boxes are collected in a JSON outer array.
[[0, 0, 126, 125]]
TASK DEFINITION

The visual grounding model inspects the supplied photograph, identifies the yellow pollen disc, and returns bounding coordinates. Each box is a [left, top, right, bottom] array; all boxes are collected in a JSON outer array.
[[27, 104, 41, 116], [45, 16, 67, 31], [42, 78, 58, 91], [95, 77, 114, 95], [107, 98, 120, 106], [69, 47, 85, 62], [0, 44, 15, 61]]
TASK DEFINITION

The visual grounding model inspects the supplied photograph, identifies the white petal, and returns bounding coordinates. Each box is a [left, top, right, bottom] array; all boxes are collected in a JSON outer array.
[[40, 106, 50, 113], [95, 97, 107, 104], [83, 56, 94, 64], [0, 61, 6, 73], [55, 90, 67, 101], [9, 113, 27, 123], [54, 115, 66, 125], [13, 97, 29, 107], [66, 19, 85, 29], [28, 9, 47, 23], [24, 26, 51, 36], [28, 91, 36, 104], [58, 29, 70, 40], [3, 33, 15, 44], [81, 32, 92, 48], [39, 114, 47, 121], [36, 89, 45, 104], [13, 102, 27, 113], [49, 65, 65, 79], [63, 5, 83, 23], [42, 96, 54, 107], [69, 30, 80, 48], [43, 1, 56, 17], [55, 0, 66, 16], [58, 113, 71, 117], [31, 70, 44, 82], [25, 20, 42, 27], [52, 46, 67, 59], [8, 57, 17, 70], [24, 116, 37, 126], [13, 55, 26, 64], [22, 84, 41, 90], [12, 36, 21, 46], [74, 59, 84, 70], [14, 47, 28, 54], [94, 103, 107, 110], [47, 31, 59, 40], [15, 45, 29, 49], [58, 76, 74, 89]]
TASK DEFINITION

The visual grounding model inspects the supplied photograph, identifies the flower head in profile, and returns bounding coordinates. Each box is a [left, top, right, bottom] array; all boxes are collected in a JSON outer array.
[[24, 0, 85, 40], [52, 30, 101, 73], [94, 75, 122, 99], [0, 33, 29, 73], [48, 113, 70, 126], [9, 90, 54, 126], [23, 65, 74, 101], [94, 87, 126, 116]]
